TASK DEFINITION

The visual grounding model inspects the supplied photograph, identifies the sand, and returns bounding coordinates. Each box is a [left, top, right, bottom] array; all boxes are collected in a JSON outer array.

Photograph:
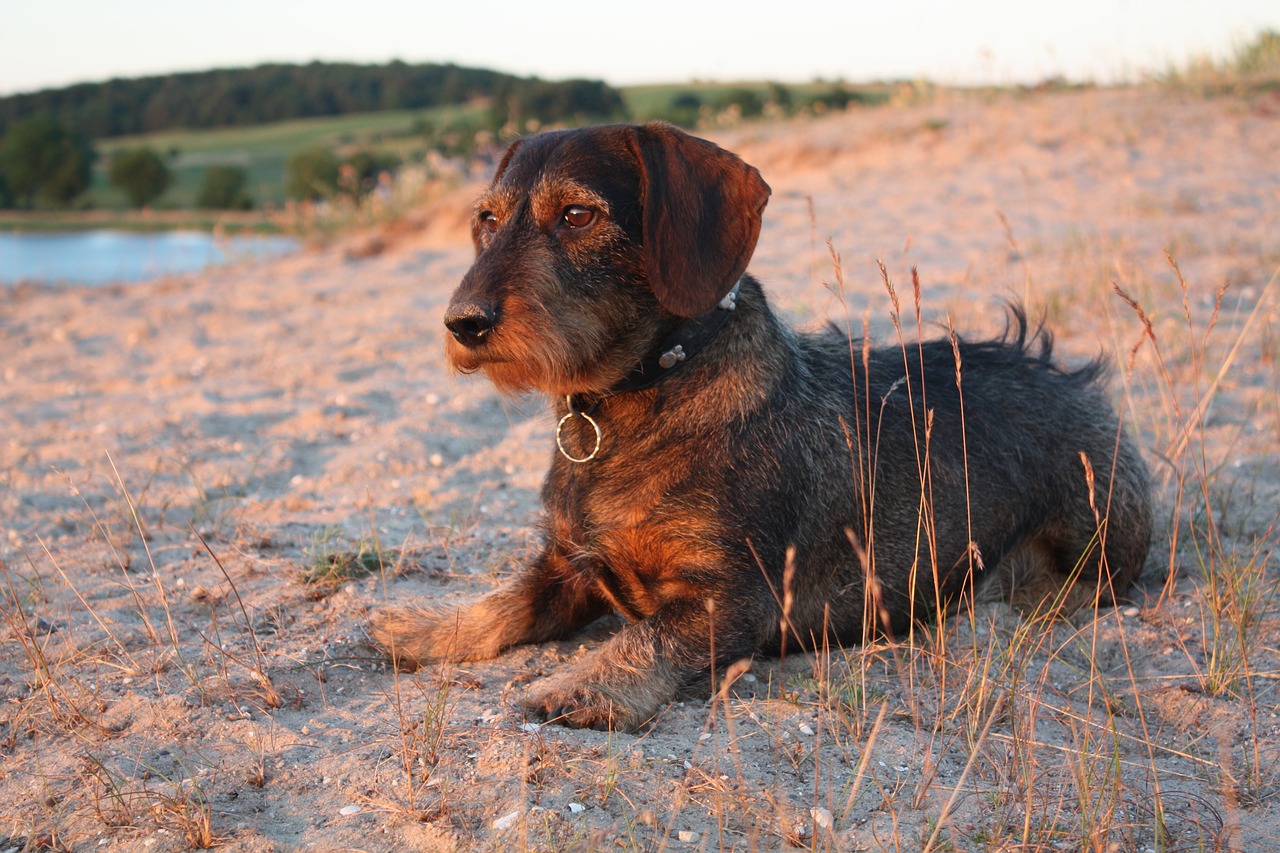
[[2, 85, 1278, 851]]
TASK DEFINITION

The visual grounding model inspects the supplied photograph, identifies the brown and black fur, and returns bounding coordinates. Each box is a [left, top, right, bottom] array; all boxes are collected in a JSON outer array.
[[370, 122, 1153, 731]]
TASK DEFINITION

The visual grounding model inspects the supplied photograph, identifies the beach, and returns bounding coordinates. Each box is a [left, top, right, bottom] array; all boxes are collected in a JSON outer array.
[[2, 84, 1278, 850]]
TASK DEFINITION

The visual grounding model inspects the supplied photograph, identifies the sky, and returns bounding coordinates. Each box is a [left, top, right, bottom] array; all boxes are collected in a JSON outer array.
[[2, 0, 1278, 97]]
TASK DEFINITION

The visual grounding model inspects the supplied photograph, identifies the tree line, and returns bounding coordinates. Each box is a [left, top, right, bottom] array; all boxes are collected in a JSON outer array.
[[0, 61, 626, 139]]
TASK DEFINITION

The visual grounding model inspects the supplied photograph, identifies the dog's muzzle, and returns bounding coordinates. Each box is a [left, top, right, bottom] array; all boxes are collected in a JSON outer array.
[[444, 303, 497, 347]]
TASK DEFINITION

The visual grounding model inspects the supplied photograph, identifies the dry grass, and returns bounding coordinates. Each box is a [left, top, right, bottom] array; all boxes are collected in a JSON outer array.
[[7, 246, 1273, 853], [1157, 29, 1280, 97]]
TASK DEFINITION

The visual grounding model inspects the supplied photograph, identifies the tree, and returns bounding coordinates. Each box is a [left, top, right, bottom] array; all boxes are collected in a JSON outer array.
[[0, 116, 93, 208], [108, 146, 172, 208], [196, 165, 253, 210], [285, 147, 340, 201]]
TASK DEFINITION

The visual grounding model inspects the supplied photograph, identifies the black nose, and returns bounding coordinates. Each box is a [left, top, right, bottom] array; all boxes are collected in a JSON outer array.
[[444, 303, 497, 347]]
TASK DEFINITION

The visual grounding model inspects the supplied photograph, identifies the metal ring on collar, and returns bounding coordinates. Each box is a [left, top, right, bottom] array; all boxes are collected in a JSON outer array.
[[555, 396, 602, 463]]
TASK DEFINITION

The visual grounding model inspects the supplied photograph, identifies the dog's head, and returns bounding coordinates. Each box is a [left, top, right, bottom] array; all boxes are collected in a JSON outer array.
[[443, 122, 771, 396]]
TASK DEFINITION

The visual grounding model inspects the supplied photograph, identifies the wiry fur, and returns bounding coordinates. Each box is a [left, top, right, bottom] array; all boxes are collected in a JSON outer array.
[[370, 122, 1153, 731]]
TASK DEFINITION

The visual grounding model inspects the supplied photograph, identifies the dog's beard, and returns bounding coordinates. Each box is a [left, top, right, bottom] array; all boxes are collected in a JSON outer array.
[[446, 335, 599, 397]]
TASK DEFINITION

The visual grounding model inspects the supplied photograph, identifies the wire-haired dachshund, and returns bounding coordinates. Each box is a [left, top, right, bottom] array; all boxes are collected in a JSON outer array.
[[371, 122, 1152, 731]]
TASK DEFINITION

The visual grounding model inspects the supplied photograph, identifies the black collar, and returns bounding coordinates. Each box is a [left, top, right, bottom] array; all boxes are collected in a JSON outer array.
[[571, 278, 742, 411]]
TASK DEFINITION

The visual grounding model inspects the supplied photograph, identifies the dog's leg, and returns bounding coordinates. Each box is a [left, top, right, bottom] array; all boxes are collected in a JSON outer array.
[[370, 546, 608, 668], [523, 594, 762, 731]]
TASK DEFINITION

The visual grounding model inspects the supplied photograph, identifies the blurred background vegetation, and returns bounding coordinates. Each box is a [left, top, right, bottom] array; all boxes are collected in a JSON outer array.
[[0, 59, 893, 223], [0, 29, 1275, 228]]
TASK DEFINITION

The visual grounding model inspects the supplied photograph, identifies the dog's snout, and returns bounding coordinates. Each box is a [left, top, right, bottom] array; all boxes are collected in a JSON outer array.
[[444, 303, 498, 347]]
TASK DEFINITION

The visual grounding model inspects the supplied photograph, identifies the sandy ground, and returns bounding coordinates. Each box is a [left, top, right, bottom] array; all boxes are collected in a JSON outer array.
[[2, 86, 1279, 851]]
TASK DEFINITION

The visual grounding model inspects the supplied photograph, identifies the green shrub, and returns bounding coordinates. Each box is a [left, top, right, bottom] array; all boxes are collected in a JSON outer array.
[[720, 88, 765, 118], [339, 150, 400, 197], [196, 165, 253, 210], [108, 146, 172, 208], [664, 93, 703, 128], [285, 147, 340, 201]]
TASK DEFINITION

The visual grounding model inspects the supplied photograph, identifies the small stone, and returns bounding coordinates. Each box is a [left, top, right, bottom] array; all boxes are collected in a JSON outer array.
[[811, 807, 833, 829], [799, 724, 815, 736], [567, 802, 585, 814], [493, 810, 520, 831], [1123, 606, 1140, 617], [520, 722, 541, 733], [429, 453, 444, 467], [339, 804, 361, 816], [699, 732, 712, 741], [677, 830, 699, 843]]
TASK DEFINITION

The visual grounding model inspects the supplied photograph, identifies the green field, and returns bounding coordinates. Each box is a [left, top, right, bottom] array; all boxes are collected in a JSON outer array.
[[86, 102, 490, 210]]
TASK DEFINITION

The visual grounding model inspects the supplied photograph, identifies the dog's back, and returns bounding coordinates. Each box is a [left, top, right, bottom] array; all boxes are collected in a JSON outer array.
[[644, 283, 1152, 646], [777, 308, 1152, 639]]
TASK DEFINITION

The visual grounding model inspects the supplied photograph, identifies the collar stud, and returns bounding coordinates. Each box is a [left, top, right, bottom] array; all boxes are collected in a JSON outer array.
[[658, 345, 686, 370]]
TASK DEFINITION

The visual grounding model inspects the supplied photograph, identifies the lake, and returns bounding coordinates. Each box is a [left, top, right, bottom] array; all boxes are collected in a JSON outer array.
[[0, 230, 300, 286]]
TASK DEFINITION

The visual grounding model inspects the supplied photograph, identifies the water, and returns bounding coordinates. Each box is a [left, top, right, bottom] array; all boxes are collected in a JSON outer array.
[[0, 230, 300, 286]]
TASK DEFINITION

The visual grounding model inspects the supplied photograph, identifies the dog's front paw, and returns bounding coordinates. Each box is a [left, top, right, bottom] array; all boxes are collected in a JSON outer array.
[[368, 604, 466, 668], [523, 681, 645, 731]]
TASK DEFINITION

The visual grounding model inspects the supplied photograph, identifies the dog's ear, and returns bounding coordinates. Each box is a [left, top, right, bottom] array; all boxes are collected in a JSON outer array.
[[631, 122, 771, 317]]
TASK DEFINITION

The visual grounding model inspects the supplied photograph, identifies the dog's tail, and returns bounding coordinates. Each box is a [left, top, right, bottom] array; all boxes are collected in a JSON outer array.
[[970, 302, 1110, 388]]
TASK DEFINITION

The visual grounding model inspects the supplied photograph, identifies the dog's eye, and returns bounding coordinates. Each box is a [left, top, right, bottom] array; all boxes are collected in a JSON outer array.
[[562, 206, 595, 229], [480, 212, 499, 234]]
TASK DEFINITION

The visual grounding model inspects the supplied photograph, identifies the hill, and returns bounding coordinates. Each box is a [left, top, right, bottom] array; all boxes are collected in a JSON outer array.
[[0, 61, 626, 139]]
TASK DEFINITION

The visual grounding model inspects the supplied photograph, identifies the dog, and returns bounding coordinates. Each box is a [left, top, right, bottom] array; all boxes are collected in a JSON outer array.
[[371, 122, 1153, 731]]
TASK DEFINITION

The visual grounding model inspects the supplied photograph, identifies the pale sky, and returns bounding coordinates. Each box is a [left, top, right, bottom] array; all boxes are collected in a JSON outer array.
[[2, 0, 1277, 96]]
